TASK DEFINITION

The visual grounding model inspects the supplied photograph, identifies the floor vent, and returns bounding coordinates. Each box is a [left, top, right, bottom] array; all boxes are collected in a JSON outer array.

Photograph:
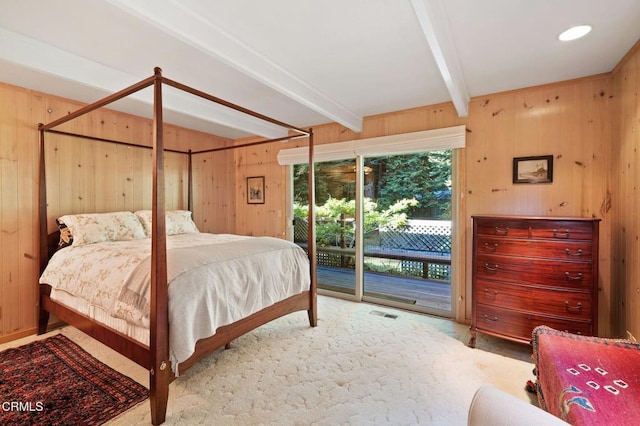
[[370, 310, 398, 319]]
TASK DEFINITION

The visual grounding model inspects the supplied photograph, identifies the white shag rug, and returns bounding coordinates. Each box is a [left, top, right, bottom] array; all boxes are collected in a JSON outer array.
[[2, 296, 536, 425]]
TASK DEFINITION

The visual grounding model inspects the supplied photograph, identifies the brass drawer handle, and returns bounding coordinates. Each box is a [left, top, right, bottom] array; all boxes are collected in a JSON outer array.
[[565, 248, 583, 257], [483, 314, 498, 322], [553, 229, 570, 239], [564, 272, 583, 281], [564, 301, 583, 312], [484, 263, 499, 272], [483, 288, 498, 296], [494, 226, 509, 235], [483, 242, 499, 251]]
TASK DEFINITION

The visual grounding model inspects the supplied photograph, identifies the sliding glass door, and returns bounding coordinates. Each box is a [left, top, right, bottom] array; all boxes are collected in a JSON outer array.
[[361, 152, 452, 313], [293, 150, 452, 316], [293, 159, 357, 296]]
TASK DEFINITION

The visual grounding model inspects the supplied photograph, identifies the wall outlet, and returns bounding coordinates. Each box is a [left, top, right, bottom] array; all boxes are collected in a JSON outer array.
[[626, 331, 637, 342]]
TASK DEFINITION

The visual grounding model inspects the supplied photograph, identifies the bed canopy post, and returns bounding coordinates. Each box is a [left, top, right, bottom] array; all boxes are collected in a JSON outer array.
[[149, 67, 170, 426], [307, 129, 317, 326], [37, 124, 52, 333], [37, 124, 48, 274], [187, 149, 193, 214]]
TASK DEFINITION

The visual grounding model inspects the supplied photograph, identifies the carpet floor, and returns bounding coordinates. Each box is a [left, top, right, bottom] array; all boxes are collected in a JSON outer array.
[[1, 296, 537, 425]]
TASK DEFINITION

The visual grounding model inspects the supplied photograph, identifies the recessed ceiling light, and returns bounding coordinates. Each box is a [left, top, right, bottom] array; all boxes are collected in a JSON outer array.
[[558, 25, 592, 41]]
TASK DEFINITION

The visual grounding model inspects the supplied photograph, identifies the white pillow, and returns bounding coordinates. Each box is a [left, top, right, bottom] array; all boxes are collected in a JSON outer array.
[[134, 210, 199, 236], [57, 211, 147, 246]]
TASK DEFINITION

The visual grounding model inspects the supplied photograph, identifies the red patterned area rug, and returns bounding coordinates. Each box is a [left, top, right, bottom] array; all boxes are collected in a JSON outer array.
[[0, 334, 148, 425]]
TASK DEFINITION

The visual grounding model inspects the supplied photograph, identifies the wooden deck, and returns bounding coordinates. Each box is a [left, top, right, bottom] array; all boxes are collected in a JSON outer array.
[[317, 266, 451, 312]]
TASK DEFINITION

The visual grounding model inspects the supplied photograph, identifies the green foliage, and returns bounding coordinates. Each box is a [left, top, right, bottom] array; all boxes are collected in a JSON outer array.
[[370, 151, 451, 218], [293, 161, 356, 205], [293, 151, 452, 220], [295, 197, 417, 247]]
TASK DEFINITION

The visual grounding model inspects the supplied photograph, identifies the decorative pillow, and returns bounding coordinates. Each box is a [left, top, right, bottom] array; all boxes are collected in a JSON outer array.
[[134, 210, 199, 236], [167, 210, 199, 235], [56, 219, 74, 249], [56, 211, 147, 247], [133, 210, 153, 236]]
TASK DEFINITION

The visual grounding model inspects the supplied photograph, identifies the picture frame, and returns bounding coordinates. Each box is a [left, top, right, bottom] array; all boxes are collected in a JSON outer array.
[[247, 176, 265, 204], [513, 155, 553, 184]]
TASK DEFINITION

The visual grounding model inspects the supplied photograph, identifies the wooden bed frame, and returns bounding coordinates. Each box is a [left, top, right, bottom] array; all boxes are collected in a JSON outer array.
[[37, 67, 317, 425]]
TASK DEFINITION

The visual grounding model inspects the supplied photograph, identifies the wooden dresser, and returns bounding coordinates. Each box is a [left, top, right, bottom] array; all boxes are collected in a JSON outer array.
[[469, 215, 600, 347]]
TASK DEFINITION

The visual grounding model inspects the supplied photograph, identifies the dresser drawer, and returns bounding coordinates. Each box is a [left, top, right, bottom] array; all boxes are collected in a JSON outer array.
[[475, 280, 592, 320], [476, 237, 593, 260], [475, 303, 593, 343], [475, 219, 531, 238], [528, 220, 594, 240], [475, 218, 594, 240], [475, 253, 593, 290]]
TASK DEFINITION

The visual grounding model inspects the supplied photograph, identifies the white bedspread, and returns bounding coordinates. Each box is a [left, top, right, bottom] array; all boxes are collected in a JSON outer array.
[[40, 233, 310, 373]]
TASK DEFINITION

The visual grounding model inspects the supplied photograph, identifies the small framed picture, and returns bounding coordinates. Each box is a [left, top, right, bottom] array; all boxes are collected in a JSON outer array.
[[513, 155, 553, 184], [247, 176, 265, 204]]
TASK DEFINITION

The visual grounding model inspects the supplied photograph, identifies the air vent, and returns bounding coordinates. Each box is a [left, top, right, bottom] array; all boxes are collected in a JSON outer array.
[[370, 310, 398, 319]]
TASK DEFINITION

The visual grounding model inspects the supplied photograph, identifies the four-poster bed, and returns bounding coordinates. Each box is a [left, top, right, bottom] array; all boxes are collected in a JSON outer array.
[[37, 67, 317, 425]]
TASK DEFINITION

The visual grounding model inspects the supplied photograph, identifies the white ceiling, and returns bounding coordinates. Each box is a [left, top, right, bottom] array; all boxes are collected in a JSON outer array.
[[1, 0, 639, 139]]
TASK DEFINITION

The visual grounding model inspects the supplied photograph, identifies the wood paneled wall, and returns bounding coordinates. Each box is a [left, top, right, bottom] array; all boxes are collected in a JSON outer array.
[[233, 138, 289, 238], [0, 83, 41, 342], [191, 148, 235, 234], [41, 99, 232, 234], [611, 41, 640, 341], [43, 134, 189, 231]]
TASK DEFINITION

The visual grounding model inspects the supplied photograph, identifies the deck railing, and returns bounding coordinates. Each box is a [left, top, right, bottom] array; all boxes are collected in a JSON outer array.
[[295, 218, 451, 281]]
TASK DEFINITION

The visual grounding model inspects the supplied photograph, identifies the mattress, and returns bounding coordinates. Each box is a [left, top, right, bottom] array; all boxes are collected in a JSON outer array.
[[49, 288, 150, 345], [40, 233, 311, 373]]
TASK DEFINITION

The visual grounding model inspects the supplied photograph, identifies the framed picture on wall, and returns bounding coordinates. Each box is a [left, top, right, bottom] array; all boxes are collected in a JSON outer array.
[[247, 176, 265, 204], [513, 155, 553, 184]]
